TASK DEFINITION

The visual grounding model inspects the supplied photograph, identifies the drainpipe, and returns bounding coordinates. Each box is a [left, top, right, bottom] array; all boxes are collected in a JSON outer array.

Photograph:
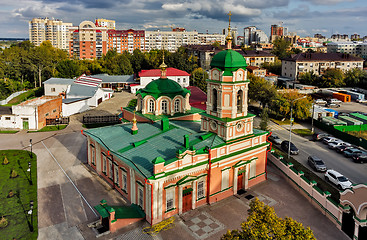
[[265, 133, 272, 180], [206, 147, 212, 205], [145, 179, 154, 225], [108, 151, 115, 189]]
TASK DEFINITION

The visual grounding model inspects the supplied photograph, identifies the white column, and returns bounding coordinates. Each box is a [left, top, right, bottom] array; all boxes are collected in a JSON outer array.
[[353, 220, 359, 240], [95, 144, 101, 172], [233, 167, 238, 194], [153, 183, 158, 221], [158, 181, 164, 219], [145, 184, 151, 219], [245, 164, 249, 189], [231, 89, 236, 118], [178, 186, 183, 214], [192, 182, 196, 210], [130, 169, 135, 204]]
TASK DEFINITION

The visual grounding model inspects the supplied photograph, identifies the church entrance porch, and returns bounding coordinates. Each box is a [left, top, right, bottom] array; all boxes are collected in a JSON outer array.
[[182, 188, 193, 213]]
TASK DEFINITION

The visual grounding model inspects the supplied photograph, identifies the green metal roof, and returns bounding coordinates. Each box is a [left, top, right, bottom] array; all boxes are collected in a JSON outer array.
[[94, 203, 145, 219], [136, 77, 190, 99], [84, 121, 225, 178], [210, 49, 247, 72]]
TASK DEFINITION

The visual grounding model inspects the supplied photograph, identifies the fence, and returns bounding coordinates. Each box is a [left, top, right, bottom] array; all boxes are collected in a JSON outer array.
[[46, 117, 70, 126], [314, 120, 367, 149], [82, 115, 121, 124]]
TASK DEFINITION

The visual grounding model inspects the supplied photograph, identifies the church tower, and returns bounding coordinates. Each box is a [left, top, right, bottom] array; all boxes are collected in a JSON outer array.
[[201, 12, 254, 141]]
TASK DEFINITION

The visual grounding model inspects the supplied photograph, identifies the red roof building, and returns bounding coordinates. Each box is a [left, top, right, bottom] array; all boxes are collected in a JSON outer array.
[[138, 68, 191, 88], [186, 86, 207, 110]]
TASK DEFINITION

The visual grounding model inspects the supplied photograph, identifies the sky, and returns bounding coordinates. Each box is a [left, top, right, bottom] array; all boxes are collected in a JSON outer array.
[[1, 0, 366, 38]]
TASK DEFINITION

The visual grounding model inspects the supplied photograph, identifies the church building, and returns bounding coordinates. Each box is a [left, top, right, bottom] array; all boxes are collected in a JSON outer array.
[[83, 18, 270, 230]]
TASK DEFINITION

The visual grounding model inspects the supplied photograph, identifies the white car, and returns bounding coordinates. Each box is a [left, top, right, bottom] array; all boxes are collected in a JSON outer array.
[[314, 99, 327, 105], [328, 140, 350, 149], [328, 98, 342, 104], [324, 170, 352, 190], [322, 137, 338, 144]]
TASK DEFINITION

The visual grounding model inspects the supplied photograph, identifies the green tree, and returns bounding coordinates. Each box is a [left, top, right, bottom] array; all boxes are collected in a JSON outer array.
[[56, 60, 81, 78], [271, 38, 292, 59], [248, 73, 278, 108], [344, 68, 367, 87], [271, 90, 312, 120], [191, 68, 208, 92], [131, 49, 148, 74], [298, 71, 319, 86], [221, 198, 315, 240], [259, 107, 269, 131], [319, 68, 345, 88], [261, 59, 282, 75]]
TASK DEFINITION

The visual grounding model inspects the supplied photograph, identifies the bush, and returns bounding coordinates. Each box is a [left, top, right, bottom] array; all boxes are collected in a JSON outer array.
[[10, 169, 18, 178], [0, 216, 8, 228], [3, 156, 9, 165]]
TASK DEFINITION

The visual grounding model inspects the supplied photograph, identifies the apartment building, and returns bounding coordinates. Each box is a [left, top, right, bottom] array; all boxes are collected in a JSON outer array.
[[107, 29, 145, 53], [144, 30, 198, 52], [327, 41, 367, 59], [69, 20, 108, 59], [244, 26, 268, 45], [239, 50, 275, 67], [281, 53, 364, 80], [197, 33, 225, 45], [29, 17, 72, 50], [95, 18, 115, 29]]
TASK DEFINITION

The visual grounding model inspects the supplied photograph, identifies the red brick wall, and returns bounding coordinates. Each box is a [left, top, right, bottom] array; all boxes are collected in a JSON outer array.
[[37, 97, 62, 129]]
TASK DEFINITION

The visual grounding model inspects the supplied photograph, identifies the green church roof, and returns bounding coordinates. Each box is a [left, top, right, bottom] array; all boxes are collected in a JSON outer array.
[[210, 49, 247, 72], [136, 78, 190, 99]]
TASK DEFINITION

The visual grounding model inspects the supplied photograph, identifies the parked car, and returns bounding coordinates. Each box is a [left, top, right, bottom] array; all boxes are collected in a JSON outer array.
[[356, 99, 367, 103], [269, 134, 282, 145], [335, 145, 354, 153], [328, 98, 342, 104], [322, 136, 338, 144], [314, 99, 327, 105], [324, 170, 352, 190], [352, 154, 367, 163], [281, 141, 299, 155], [328, 140, 350, 150], [308, 156, 327, 172], [312, 132, 330, 141], [325, 103, 341, 108], [344, 148, 363, 158]]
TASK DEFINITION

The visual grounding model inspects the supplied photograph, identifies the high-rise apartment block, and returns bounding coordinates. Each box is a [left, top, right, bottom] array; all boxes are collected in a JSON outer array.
[[270, 24, 284, 42], [197, 33, 225, 45], [144, 30, 198, 52], [107, 29, 145, 54], [69, 21, 108, 59], [29, 17, 72, 50], [244, 26, 268, 45], [95, 18, 115, 30]]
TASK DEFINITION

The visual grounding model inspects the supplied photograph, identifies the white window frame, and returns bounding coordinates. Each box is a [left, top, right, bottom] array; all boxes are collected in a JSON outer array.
[[174, 99, 180, 112], [91, 145, 95, 165], [221, 168, 230, 190], [108, 158, 113, 179], [138, 186, 144, 209], [102, 154, 107, 173], [197, 180, 205, 199], [148, 99, 154, 113], [122, 170, 127, 192], [161, 100, 168, 114], [114, 165, 119, 185], [166, 188, 175, 211]]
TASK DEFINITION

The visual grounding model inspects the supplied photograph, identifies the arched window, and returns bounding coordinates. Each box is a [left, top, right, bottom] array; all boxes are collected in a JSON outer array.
[[237, 90, 243, 113], [139, 98, 143, 111], [174, 99, 180, 113], [162, 100, 168, 114], [212, 89, 217, 112], [148, 99, 154, 113]]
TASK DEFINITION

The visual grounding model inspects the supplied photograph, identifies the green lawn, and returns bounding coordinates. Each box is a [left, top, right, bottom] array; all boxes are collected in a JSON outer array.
[[4, 90, 36, 106], [293, 129, 313, 136], [0, 130, 19, 134], [29, 124, 67, 132], [0, 150, 38, 240]]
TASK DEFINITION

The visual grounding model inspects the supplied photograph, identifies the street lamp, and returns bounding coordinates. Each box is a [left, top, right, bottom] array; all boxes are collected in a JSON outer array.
[[29, 139, 33, 158], [28, 200, 34, 232], [288, 96, 307, 158], [27, 161, 32, 185], [311, 103, 315, 133]]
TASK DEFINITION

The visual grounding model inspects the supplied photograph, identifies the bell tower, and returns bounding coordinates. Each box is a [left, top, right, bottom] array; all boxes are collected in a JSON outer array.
[[201, 12, 255, 141]]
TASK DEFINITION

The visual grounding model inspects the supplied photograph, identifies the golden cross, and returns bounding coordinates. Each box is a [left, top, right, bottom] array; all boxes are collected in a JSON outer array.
[[228, 11, 232, 26]]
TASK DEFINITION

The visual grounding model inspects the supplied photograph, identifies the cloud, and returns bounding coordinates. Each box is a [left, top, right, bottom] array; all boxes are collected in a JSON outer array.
[[300, 0, 354, 5]]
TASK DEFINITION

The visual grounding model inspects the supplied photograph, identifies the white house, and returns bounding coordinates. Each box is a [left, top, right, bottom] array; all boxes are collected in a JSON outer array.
[[131, 67, 190, 93]]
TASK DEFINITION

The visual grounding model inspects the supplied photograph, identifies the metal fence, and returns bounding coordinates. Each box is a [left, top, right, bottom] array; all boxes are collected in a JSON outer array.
[[82, 115, 121, 124], [46, 117, 70, 126]]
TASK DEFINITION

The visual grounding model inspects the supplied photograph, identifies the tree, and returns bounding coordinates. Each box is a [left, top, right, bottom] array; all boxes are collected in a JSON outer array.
[[271, 90, 312, 120], [298, 71, 319, 86], [221, 198, 315, 240], [271, 38, 292, 59], [56, 60, 81, 78], [248, 73, 278, 108], [344, 68, 367, 87], [259, 107, 269, 131], [319, 68, 345, 88], [191, 68, 208, 92], [261, 59, 282, 76], [131, 49, 148, 74]]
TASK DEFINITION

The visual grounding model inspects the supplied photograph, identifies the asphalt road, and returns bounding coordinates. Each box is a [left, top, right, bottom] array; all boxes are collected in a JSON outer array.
[[269, 126, 367, 185]]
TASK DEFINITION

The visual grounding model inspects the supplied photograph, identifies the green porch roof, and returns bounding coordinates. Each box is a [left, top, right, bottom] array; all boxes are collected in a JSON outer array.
[[136, 77, 190, 99], [94, 203, 145, 219]]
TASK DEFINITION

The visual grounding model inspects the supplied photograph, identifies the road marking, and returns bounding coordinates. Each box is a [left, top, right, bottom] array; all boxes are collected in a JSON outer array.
[[41, 141, 98, 217]]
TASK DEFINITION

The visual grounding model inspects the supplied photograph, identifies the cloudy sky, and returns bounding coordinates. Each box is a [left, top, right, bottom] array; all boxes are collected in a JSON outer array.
[[2, 0, 366, 38]]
